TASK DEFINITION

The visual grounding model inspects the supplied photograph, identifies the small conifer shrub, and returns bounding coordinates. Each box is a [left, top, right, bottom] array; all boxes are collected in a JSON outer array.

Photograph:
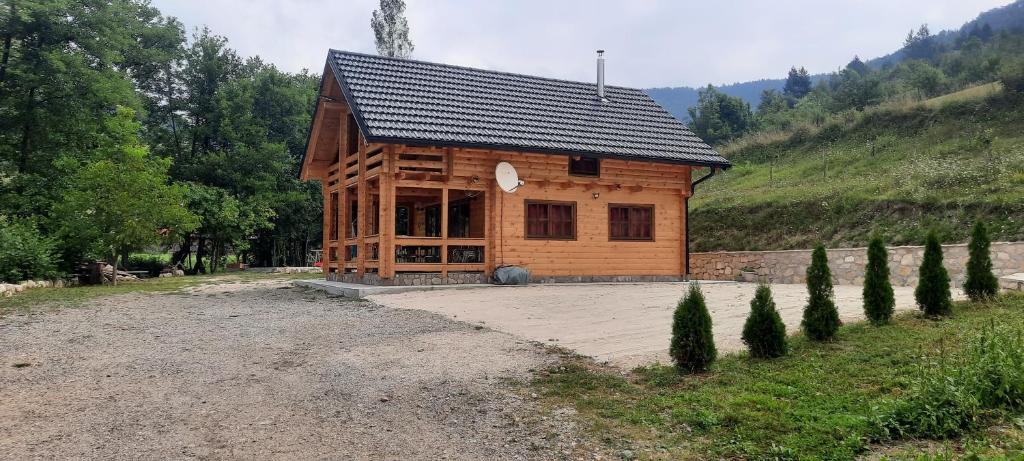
[[802, 245, 840, 341], [915, 231, 953, 317], [742, 283, 788, 358], [964, 221, 999, 302], [670, 282, 717, 373], [863, 235, 895, 325]]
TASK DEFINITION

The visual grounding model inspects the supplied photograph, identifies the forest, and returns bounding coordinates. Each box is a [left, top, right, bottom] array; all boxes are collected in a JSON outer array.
[[0, 1, 323, 282]]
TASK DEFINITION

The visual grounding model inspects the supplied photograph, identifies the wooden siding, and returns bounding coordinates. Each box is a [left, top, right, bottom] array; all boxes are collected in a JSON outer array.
[[301, 86, 694, 280]]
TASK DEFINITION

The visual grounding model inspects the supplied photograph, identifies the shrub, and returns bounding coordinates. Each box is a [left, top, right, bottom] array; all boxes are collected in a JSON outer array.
[[863, 235, 895, 325], [670, 282, 717, 373], [0, 216, 58, 283], [999, 58, 1024, 95], [915, 232, 952, 317], [963, 221, 999, 302], [126, 254, 168, 277], [877, 323, 1024, 439], [742, 283, 788, 358], [802, 245, 840, 341]]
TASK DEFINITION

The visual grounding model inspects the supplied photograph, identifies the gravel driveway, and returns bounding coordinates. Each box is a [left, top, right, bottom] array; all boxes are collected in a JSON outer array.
[[0, 281, 586, 460], [369, 282, 964, 368]]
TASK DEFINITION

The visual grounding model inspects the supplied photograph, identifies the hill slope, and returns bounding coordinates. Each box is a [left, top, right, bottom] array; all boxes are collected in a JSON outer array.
[[650, 0, 1024, 121], [689, 89, 1024, 252]]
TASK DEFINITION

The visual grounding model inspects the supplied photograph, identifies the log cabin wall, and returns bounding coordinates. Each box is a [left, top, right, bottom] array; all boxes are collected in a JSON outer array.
[[311, 136, 693, 282], [448, 148, 692, 279]]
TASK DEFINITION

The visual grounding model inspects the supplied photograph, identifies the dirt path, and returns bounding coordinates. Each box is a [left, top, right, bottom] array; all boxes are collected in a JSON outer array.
[[369, 282, 964, 368], [0, 282, 586, 460]]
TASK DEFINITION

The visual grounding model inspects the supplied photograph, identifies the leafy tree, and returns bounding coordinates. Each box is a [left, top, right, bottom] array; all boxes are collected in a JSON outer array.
[[863, 235, 895, 325], [903, 60, 947, 98], [802, 245, 840, 341], [964, 221, 999, 302], [687, 85, 754, 145], [671, 282, 717, 373], [914, 232, 952, 317], [742, 283, 788, 358], [0, 0, 182, 220], [784, 66, 813, 99], [371, 0, 414, 58], [830, 68, 883, 111], [54, 107, 198, 284]]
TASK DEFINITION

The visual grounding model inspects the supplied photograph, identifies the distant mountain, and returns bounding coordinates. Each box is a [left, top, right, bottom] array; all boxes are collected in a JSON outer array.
[[646, 80, 783, 122], [648, 0, 1024, 122], [647, 76, 827, 122]]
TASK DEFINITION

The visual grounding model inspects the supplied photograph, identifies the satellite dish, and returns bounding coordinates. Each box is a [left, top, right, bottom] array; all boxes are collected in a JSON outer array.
[[495, 161, 524, 193]]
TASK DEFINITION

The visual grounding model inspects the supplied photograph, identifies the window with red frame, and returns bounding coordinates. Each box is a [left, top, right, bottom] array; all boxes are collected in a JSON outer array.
[[609, 205, 653, 240], [525, 201, 575, 239]]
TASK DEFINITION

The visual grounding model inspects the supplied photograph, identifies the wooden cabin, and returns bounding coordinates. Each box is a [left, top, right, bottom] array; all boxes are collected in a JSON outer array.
[[300, 50, 730, 285]]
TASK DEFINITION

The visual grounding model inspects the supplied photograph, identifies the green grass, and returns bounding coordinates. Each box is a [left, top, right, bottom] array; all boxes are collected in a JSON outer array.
[[924, 82, 1003, 108], [531, 294, 1024, 460], [691, 90, 1024, 251], [0, 271, 315, 315]]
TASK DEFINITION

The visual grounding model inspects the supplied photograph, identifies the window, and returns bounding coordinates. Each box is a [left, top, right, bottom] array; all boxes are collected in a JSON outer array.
[[609, 205, 654, 241], [395, 206, 410, 235], [569, 156, 600, 177], [526, 201, 575, 239]]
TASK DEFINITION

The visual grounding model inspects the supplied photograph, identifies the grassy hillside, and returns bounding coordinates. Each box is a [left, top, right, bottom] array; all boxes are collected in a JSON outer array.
[[689, 87, 1024, 251]]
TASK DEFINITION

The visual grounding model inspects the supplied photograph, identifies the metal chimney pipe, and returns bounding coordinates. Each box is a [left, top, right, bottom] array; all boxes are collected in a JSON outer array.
[[596, 50, 606, 101]]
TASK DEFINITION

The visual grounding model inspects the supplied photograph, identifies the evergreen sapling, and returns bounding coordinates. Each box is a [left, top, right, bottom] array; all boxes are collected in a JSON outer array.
[[863, 235, 895, 325], [915, 231, 953, 317], [671, 282, 717, 373], [742, 283, 788, 358], [802, 245, 841, 341], [964, 221, 999, 301]]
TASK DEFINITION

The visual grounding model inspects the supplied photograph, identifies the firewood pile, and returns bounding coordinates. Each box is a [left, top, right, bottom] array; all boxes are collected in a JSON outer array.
[[100, 263, 139, 283]]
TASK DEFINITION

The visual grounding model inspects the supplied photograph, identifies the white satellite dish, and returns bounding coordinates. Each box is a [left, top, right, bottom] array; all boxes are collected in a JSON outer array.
[[495, 161, 524, 193]]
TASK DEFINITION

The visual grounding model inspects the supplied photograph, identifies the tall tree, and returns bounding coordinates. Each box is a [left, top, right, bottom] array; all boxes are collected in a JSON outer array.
[[845, 55, 870, 76], [371, 0, 414, 58], [687, 85, 753, 145], [0, 0, 182, 222], [903, 24, 939, 61], [783, 66, 812, 99]]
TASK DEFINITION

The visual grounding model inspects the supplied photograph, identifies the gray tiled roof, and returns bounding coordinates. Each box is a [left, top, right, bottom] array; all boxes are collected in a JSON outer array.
[[327, 50, 730, 168]]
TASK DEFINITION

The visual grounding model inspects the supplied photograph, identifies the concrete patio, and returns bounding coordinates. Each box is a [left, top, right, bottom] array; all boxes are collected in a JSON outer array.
[[365, 282, 965, 368]]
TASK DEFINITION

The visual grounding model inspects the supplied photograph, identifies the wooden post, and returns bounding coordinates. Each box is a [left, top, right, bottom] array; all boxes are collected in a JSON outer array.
[[335, 112, 346, 275], [321, 180, 329, 278], [356, 135, 367, 277], [379, 145, 395, 279], [440, 186, 449, 279], [483, 179, 494, 277]]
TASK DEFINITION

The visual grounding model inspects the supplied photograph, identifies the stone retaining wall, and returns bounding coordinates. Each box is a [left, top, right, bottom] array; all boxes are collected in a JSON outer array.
[[691, 242, 1024, 287]]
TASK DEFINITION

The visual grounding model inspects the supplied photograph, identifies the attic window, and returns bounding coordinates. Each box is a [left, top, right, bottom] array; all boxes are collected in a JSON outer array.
[[569, 156, 600, 177]]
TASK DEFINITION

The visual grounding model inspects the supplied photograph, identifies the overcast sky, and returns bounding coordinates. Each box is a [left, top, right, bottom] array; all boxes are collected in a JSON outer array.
[[151, 0, 1009, 88]]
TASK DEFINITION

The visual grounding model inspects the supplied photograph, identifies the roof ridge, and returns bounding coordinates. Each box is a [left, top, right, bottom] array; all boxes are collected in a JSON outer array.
[[328, 49, 641, 92]]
